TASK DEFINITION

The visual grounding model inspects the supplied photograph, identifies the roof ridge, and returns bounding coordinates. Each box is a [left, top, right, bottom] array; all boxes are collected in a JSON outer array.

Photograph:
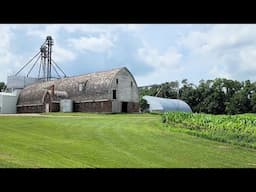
[[66, 67, 125, 79]]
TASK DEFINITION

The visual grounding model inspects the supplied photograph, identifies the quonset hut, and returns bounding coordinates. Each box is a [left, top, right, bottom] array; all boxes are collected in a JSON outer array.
[[143, 95, 192, 113], [17, 67, 139, 113]]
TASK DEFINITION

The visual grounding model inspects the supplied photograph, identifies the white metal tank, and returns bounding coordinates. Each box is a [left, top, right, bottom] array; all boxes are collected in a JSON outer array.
[[60, 99, 73, 112], [0, 92, 19, 114]]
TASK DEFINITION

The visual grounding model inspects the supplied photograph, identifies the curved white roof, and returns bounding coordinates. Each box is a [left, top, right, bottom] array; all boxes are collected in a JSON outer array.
[[143, 95, 192, 112]]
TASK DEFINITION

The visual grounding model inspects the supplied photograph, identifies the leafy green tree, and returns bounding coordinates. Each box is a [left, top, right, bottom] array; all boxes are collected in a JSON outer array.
[[139, 98, 148, 112], [0, 82, 6, 92], [226, 91, 251, 114], [250, 92, 256, 113]]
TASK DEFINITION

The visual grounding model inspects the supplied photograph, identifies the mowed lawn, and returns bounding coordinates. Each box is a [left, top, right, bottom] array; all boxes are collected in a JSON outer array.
[[0, 113, 256, 168]]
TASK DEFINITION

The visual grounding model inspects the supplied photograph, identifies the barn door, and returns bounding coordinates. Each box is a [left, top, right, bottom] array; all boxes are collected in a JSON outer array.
[[121, 102, 128, 113], [45, 103, 50, 113]]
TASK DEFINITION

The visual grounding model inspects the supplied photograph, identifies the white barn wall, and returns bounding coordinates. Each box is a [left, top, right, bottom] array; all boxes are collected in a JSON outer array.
[[110, 68, 139, 102]]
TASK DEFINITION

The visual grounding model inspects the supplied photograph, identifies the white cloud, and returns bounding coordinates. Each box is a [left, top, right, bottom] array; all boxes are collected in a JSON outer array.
[[53, 44, 76, 63], [26, 24, 61, 39], [25, 25, 77, 64], [209, 66, 232, 79], [181, 25, 256, 53], [26, 24, 143, 37], [62, 24, 143, 34], [239, 46, 256, 71], [138, 47, 182, 69], [0, 25, 21, 82], [68, 35, 114, 53], [136, 47, 183, 85], [181, 24, 256, 81]]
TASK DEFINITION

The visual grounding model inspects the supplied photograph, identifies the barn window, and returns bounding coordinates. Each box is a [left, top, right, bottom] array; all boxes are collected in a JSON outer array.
[[79, 83, 83, 92], [131, 81, 133, 87], [78, 80, 88, 92], [113, 90, 116, 99], [116, 79, 118, 84]]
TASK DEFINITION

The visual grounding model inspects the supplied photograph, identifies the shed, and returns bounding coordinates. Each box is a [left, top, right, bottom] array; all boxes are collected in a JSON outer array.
[[0, 91, 19, 114], [143, 95, 192, 113]]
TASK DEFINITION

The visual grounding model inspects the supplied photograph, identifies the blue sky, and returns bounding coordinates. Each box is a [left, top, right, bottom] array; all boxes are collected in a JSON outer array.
[[1, 24, 256, 86]]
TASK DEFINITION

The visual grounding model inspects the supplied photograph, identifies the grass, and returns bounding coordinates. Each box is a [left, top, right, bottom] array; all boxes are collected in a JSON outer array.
[[0, 113, 256, 167]]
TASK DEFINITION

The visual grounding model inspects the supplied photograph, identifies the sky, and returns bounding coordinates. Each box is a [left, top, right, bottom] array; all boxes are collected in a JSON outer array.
[[1, 24, 256, 86]]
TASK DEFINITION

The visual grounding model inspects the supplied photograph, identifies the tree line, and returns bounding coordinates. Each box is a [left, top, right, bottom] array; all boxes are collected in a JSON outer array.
[[2, 79, 256, 115], [139, 78, 256, 115]]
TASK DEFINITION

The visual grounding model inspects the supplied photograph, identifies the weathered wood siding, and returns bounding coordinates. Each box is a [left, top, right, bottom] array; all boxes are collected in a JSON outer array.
[[17, 105, 45, 113], [127, 102, 139, 112], [74, 100, 112, 112]]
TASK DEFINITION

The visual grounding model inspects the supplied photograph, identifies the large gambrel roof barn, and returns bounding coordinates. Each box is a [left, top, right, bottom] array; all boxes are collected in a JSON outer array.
[[17, 67, 139, 113]]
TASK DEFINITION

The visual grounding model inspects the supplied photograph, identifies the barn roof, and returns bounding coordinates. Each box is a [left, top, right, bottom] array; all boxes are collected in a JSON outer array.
[[17, 67, 128, 106]]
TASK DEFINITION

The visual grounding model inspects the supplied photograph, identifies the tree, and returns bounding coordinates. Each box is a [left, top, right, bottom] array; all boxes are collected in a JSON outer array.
[[0, 82, 6, 92], [139, 97, 148, 112], [250, 92, 256, 113], [179, 82, 199, 112], [226, 91, 251, 114]]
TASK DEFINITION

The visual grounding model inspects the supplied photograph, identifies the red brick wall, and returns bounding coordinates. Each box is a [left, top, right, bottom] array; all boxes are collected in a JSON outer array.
[[127, 102, 139, 113], [74, 100, 112, 112], [51, 103, 60, 112], [17, 101, 138, 113], [17, 102, 60, 113], [17, 105, 45, 113]]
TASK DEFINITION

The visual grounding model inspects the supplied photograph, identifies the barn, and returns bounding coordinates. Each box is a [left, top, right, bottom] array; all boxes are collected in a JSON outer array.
[[17, 67, 139, 113], [143, 95, 192, 113]]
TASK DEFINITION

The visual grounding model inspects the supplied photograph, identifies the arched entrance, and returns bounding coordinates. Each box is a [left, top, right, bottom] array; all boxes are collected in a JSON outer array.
[[43, 92, 52, 113]]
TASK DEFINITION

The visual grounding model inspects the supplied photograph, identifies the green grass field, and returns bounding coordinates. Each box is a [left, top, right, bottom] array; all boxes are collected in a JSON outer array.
[[0, 113, 256, 168]]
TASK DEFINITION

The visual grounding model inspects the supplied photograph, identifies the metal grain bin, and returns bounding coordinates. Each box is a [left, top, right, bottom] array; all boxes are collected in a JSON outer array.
[[60, 99, 73, 112]]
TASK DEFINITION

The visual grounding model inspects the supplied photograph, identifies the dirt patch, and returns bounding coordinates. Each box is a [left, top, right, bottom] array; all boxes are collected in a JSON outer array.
[[217, 145, 231, 149], [0, 153, 13, 160], [0, 114, 41, 117]]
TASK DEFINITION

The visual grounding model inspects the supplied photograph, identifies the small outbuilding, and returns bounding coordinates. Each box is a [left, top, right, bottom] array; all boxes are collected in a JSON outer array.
[[143, 95, 192, 113], [0, 91, 20, 114]]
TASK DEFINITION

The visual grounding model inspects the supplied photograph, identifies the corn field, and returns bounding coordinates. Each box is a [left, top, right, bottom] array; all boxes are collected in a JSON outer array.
[[162, 112, 256, 148]]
